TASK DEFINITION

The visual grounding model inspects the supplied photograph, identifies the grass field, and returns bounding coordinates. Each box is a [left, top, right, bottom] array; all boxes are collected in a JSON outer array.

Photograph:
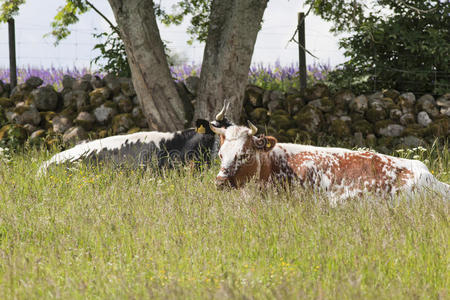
[[0, 146, 448, 299]]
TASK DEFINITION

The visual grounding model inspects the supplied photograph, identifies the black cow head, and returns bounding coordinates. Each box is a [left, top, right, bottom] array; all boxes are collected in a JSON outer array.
[[195, 101, 234, 135]]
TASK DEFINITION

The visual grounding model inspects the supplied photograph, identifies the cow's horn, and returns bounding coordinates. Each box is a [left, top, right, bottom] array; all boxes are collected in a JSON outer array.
[[210, 123, 226, 135], [215, 100, 228, 121], [247, 120, 258, 136]]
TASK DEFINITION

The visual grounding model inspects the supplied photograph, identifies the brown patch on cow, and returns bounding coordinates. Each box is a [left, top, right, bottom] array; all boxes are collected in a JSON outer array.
[[231, 138, 259, 187], [219, 134, 225, 146], [286, 151, 413, 194]]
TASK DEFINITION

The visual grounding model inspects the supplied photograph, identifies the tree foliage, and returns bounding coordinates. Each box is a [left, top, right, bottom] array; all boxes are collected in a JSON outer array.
[[0, 0, 25, 22], [306, 0, 450, 94]]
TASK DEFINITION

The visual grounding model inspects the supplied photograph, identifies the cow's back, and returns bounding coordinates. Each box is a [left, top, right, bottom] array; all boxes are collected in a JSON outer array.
[[272, 144, 443, 199]]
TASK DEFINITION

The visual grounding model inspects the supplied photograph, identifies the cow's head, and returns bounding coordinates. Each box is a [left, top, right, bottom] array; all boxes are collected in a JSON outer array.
[[210, 121, 277, 188], [195, 101, 234, 135]]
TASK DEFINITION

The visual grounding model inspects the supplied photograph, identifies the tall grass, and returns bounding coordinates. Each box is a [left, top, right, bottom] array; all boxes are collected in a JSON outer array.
[[0, 146, 448, 299]]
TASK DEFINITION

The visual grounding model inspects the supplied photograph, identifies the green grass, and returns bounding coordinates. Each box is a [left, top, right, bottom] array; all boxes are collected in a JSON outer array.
[[0, 146, 448, 299]]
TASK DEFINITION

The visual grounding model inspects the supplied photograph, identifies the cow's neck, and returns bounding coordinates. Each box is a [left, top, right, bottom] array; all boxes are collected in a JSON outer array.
[[266, 146, 296, 183]]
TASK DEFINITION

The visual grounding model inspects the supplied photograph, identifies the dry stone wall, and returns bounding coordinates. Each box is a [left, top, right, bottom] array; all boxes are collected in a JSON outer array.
[[0, 75, 448, 153]]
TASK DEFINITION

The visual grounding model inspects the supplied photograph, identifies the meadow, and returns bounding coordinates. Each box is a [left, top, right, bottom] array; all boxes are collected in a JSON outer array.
[[0, 144, 448, 299]]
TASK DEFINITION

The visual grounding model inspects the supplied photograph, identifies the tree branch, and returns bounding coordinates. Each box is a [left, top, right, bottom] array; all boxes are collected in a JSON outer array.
[[397, 0, 438, 14], [85, 0, 118, 32], [286, 2, 318, 59]]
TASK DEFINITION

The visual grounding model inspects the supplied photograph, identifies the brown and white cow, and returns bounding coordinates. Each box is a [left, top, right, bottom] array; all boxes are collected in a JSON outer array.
[[210, 122, 450, 202]]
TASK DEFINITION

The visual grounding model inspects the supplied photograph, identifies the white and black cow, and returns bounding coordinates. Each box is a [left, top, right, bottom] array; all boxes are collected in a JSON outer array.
[[38, 105, 233, 174], [210, 122, 450, 202]]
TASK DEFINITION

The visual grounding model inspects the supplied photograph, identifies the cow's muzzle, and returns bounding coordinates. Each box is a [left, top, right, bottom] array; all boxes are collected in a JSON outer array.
[[215, 176, 236, 189]]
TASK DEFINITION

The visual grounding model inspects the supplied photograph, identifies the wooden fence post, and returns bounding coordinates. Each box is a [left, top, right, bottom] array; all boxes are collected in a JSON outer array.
[[8, 18, 17, 89], [298, 12, 307, 91]]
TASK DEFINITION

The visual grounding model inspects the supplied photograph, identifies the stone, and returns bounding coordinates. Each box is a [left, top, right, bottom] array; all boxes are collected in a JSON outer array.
[[403, 124, 426, 138], [334, 90, 355, 106], [112, 113, 135, 134], [74, 111, 96, 130], [440, 107, 450, 117], [285, 95, 304, 115], [399, 113, 415, 125], [40, 111, 56, 129], [118, 77, 135, 97], [354, 132, 364, 146], [366, 134, 377, 147], [269, 110, 292, 130], [339, 116, 352, 123], [104, 74, 121, 95], [10, 83, 32, 103], [127, 127, 141, 134], [398, 92, 416, 114], [308, 97, 334, 113], [416, 94, 439, 118], [376, 121, 404, 137], [352, 119, 373, 135], [365, 106, 386, 123], [294, 106, 324, 134], [11, 106, 41, 126], [62, 75, 76, 90], [383, 89, 400, 100], [250, 108, 269, 123], [30, 85, 59, 111], [349, 95, 368, 113], [63, 126, 88, 144], [367, 91, 384, 107], [29, 129, 46, 140], [90, 75, 104, 89], [427, 118, 449, 137], [246, 85, 264, 107], [25, 76, 43, 89], [304, 83, 329, 101], [89, 87, 112, 106], [417, 111, 432, 127], [401, 136, 425, 148], [0, 124, 28, 144], [329, 119, 351, 138], [73, 78, 93, 92], [325, 114, 338, 124], [117, 97, 133, 113], [23, 123, 38, 134], [436, 94, 450, 107], [131, 107, 148, 128], [389, 108, 402, 121], [0, 97, 14, 108], [52, 115, 73, 134], [93, 103, 117, 124]]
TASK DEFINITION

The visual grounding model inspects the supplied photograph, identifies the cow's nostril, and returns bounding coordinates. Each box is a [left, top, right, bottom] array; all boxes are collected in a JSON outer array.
[[215, 176, 229, 188]]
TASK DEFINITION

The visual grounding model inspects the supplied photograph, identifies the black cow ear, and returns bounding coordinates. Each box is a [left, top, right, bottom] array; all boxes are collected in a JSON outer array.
[[195, 119, 210, 134]]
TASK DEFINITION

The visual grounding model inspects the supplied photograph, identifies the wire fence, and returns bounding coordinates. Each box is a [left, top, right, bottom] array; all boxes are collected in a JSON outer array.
[[0, 27, 448, 95]]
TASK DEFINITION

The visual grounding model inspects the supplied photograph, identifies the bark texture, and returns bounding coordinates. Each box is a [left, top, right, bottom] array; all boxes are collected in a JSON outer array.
[[107, 0, 186, 131], [195, 0, 269, 122]]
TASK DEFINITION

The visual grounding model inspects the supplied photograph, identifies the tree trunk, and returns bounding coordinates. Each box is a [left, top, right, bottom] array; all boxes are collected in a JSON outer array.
[[195, 0, 269, 122], [107, 0, 186, 131]]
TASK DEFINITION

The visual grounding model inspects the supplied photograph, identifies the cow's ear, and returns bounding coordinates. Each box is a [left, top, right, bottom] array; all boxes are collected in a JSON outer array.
[[253, 135, 277, 151], [195, 119, 210, 134], [195, 124, 206, 134], [264, 136, 277, 151]]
